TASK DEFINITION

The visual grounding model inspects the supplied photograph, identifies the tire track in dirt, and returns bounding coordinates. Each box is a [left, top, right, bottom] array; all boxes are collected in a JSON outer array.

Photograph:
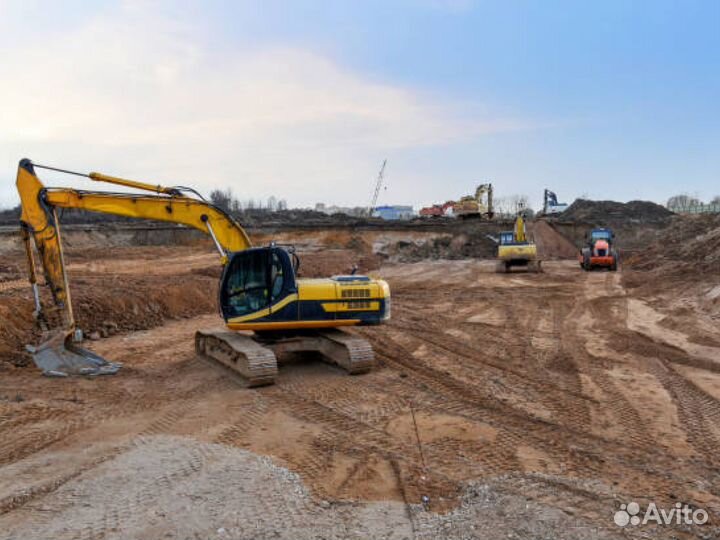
[[389, 318, 594, 429], [570, 270, 720, 516], [0, 279, 28, 294], [0, 355, 232, 518], [372, 278, 716, 516], [230, 373, 462, 505]]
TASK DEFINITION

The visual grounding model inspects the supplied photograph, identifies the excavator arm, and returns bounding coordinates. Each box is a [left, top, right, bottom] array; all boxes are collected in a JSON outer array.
[[16, 158, 252, 376]]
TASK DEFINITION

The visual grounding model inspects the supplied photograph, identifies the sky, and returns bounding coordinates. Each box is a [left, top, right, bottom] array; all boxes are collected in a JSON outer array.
[[1, 0, 718, 211]]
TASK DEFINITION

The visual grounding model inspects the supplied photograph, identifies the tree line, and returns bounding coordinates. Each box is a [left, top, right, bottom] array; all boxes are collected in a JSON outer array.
[[0, 190, 291, 225], [666, 194, 720, 211]]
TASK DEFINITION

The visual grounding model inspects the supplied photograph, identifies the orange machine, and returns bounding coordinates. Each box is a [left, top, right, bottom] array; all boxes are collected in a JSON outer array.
[[419, 201, 454, 217], [579, 229, 618, 271]]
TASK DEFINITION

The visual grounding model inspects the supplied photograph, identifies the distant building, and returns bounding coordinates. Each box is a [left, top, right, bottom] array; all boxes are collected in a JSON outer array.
[[373, 205, 415, 220]]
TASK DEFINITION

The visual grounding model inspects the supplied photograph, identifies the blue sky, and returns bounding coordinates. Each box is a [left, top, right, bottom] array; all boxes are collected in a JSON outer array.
[[1, 0, 718, 210]]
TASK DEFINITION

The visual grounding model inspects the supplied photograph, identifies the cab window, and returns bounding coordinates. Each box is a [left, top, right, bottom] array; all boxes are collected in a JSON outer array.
[[222, 250, 270, 317], [270, 252, 284, 301]]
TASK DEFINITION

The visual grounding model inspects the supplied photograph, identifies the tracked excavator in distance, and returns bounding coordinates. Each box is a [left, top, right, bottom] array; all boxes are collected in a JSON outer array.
[[495, 213, 542, 273], [16, 159, 391, 386]]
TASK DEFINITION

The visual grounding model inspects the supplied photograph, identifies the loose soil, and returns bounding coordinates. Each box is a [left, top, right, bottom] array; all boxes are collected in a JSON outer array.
[[0, 219, 719, 539]]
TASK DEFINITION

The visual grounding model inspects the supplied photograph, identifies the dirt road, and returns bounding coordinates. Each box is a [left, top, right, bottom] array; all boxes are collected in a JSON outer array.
[[1, 253, 719, 539]]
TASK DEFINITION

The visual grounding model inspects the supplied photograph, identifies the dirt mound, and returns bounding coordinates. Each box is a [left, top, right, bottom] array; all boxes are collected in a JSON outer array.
[[531, 221, 578, 259], [297, 249, 383, 278], [627, 213, 720, 273], [562, 199, 673, 224], [623, 213, 720, 322], [0, 302, 33, 367], [0, 273, 218, 369]]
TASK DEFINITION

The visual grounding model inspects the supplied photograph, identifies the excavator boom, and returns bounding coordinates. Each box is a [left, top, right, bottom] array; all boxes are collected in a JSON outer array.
[[17, 159, 251, 376]]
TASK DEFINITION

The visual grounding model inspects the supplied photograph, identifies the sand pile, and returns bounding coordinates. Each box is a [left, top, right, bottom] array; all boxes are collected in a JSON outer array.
[[531, 221, 578, 259]]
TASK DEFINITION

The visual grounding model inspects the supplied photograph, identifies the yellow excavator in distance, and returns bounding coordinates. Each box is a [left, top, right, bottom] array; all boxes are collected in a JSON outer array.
[[453, 183, 494, 219], [17, 159, 390, 385], [495, 213, 542, 273]]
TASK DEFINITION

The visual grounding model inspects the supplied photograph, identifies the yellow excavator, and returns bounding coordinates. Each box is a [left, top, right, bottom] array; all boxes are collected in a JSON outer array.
[[453, 183, 494, 219], [495, 213, 542, 273], [17, 159, 390, 385]]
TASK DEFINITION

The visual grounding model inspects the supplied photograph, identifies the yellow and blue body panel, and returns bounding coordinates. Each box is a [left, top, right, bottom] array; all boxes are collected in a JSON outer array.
[[220, 247, 390, 332]]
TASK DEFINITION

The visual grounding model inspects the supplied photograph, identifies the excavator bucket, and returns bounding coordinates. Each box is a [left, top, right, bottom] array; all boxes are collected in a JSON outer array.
[[26, 330, 122, 377]]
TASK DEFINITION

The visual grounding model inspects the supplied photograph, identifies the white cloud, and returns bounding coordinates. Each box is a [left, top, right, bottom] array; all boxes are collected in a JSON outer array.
[[0, 2, 532, 208]]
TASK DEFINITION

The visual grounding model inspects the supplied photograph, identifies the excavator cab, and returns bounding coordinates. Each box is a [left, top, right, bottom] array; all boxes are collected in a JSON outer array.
[[220, 247, 298, 320]]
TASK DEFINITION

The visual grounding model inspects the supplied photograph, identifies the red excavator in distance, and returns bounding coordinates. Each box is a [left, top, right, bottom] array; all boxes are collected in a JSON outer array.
[[419, 201, 455, 217], [579, 228, 618, 271]]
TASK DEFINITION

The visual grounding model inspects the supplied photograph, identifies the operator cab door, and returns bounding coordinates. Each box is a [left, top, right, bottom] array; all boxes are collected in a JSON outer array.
[[219, 247, 297, 321]]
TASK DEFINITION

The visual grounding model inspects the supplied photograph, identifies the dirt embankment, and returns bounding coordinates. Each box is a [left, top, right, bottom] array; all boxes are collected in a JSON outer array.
[[0, 265, 219, 369], [626, 213, 720, 274], [0, 218, 601, 369], [549, 199, 675, 252], [561, 198, 674, 224], [623, 213, 720, 324], [530, 221, 579, 259]]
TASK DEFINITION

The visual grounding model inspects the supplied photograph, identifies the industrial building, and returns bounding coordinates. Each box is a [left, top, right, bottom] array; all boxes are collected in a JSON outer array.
[[372, 205, 415, 220]]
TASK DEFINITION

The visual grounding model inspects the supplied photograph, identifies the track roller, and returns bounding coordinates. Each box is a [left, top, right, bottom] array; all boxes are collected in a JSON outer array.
[[195, 330, 278, 387]]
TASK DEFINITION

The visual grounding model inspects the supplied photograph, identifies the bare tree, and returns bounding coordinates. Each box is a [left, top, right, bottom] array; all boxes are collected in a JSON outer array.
[[667, 194, 701, 211], [494, 194, 533, 217], [209, 189, 234, 212]]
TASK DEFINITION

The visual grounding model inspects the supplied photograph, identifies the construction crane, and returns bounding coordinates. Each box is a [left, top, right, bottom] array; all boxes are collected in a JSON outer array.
[[366, 160, 387, 217], [16, 159, 391, 385]]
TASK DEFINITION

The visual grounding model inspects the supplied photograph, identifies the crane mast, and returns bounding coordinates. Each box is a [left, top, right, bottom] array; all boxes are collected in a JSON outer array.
[[367, 159, 387, 216]]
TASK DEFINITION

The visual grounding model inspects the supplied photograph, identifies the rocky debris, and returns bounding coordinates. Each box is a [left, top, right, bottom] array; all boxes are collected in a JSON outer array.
[[413, 478, 620, 540], [0, 436, 624, 540]]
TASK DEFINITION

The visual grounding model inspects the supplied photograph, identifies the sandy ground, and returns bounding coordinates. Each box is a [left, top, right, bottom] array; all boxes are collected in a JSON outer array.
[[1, 243, 720, 539]]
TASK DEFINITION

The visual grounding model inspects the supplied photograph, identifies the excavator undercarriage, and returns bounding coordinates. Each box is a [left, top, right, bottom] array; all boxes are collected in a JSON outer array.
[[195, 329, 373, 386]]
